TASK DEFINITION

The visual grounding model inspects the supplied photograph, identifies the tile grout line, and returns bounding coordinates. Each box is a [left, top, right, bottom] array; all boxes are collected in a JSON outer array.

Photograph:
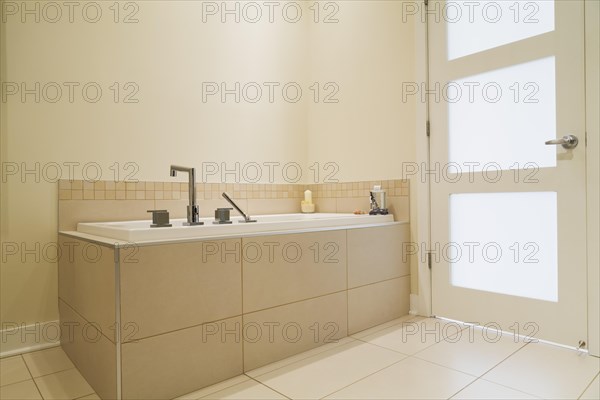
[[245, 375, 292, 400], [349, 315, 423, 340], [18, 354, 45, 400], [350, 317, 470, 358], [345, 229, 349, 337], [246, 337, 359, 379], [0, 355, 34, 388], [576, 370, 600, 400], [126, 288, 349, 343], [241, 237, 245, 373], [318, 357, 409, 399]]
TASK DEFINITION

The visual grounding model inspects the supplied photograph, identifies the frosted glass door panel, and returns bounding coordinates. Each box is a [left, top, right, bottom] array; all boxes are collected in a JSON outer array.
[[447, 0, 555, 60], [449, 192, 558, 302], [448, 56, 556, 171]]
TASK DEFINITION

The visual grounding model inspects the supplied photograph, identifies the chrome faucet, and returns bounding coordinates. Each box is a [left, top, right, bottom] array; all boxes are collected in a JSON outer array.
[[170, 165, 203, 226]]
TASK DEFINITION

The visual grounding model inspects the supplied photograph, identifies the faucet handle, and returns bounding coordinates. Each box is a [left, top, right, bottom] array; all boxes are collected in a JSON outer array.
[[147, 210, 172, 228]]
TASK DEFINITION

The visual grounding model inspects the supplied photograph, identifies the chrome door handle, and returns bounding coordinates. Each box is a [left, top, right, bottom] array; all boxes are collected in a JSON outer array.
[[545, 135, 578, 149]]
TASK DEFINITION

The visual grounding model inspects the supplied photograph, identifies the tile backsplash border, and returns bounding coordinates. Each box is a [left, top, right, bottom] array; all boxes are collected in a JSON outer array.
[[58, 180, 409, 201], [57, 179, 409, 231]]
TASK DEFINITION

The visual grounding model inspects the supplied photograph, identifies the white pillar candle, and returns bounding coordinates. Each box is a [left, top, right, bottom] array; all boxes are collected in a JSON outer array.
[[304, 189, 312, 204]]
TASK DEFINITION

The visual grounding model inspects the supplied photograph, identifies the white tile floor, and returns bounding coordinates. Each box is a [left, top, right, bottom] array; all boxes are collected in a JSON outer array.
[[2, 317, 599, 400]]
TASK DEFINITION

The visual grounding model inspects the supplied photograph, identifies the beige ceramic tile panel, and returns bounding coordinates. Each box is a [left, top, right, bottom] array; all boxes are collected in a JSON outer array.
[[243, 292, 348, 371], [348, 276, 411, 335], [121, 316, 243, 400], [120, 240, 242, 340], [58, 235, 116, 342], [242, 230, 347, 313], [347, 224, 410, 288], [59, 300, 117, 400]]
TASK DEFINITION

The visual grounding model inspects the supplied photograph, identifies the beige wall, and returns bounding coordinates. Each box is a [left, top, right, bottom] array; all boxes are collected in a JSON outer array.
[[307, 1, 416, 182], [0, 1, 417, 333]]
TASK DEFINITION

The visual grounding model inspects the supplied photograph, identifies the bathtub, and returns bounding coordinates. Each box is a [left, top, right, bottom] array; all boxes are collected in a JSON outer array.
[[76, 213, 396, 242]]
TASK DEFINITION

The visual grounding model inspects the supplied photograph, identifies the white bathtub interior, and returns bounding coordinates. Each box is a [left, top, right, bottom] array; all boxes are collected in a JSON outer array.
[[76, 213, 396, 242]]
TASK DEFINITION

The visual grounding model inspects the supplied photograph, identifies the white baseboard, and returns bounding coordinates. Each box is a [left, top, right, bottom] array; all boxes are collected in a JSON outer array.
[[1, 320, 60, 358]]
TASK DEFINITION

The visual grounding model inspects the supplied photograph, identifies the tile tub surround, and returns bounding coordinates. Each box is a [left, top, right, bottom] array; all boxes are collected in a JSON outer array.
[[58, 179, 409, 230], [58, 223, 410, 399]]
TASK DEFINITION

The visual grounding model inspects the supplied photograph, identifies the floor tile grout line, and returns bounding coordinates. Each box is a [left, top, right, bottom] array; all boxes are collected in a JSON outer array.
[[244, 316, 426, 379], [348, 314, 424, 341], [26, 366, 81, 381], [18, 354, 45, 400], [0, 376, 33, 388], [245, 375, 292, 400], [246, 337, 359, 379], [352, 335, 415, 357], [317, 357, 409, 399], [476, 339, 531, 378], [577, 370, 600, 400], [183, 376, 250, 400], [0, 354, 34, 388], [477, 378, 545, 399], [403, 354, 480, 379], [468, 341, 547, 399], [350, 316, 467, 358], [445, 377, 484, 400], [74, 391, 96, 400]]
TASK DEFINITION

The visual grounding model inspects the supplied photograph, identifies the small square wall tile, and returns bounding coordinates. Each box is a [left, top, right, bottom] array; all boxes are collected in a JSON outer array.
[[83, 181, 94, 191], [155, 191, 164, 200], [59, 190, 72, 200], [135, 190, 145, 200], [105, 190, 116, 200], [115, 181, 126, 191], [116, 190, 126, 200], [93, 181, 105, 190], [94, 191, 105, 200], [71, 180, 83, 190], [58, 180, 71, 190], [154, 182, 163, 190], [145, 191, 155, 200], [105, 181, 115, 190], [163, 182, 172, 191], [126, 182, 136, 191], [71, 190, 83, 200], [126, 191, 136, 200], [83, 190, 94, 200], [135, 182, 145, 191]]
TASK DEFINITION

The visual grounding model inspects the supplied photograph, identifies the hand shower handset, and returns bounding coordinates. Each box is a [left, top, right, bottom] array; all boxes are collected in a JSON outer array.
[[222, 192, 257, 223]]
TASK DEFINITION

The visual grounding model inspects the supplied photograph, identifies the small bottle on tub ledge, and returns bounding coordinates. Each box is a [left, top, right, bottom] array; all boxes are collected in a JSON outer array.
[[301, 189, 315, 213], [368, 185, 388, 215]]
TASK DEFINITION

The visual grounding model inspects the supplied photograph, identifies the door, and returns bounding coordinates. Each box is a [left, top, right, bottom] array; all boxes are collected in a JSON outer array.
[[429, 0, 587, 347]]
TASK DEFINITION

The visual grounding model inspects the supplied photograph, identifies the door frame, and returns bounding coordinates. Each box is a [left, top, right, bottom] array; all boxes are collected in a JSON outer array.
[[411, 0, 599, 356]]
